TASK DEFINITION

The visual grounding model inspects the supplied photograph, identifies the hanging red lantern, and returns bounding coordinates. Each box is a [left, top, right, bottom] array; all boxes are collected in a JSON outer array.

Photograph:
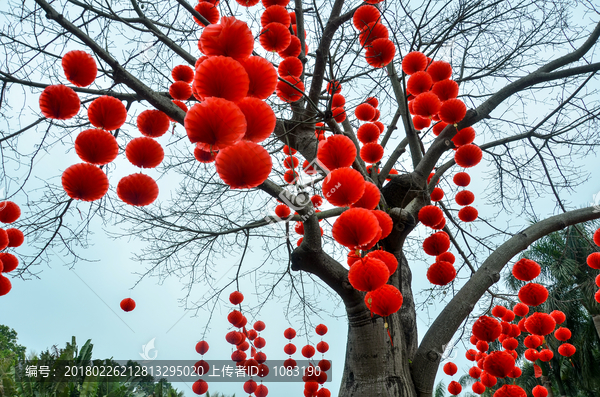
[[277, 75, 305, 102], [116, 174, 159, 207], [452, 127, 476, 147], [532, 385, 548, 397], [364, 284, 403, 316], [75, 129, 119, 166], [284, 328, 296, 339], [215, 141, 272, 189], [458, 206, 478, 222], [524, 335, 541, 349], [120, 298, 136, 312], [195, 341, 209, 355], [443, 362, 457, 376], [193, 2, 219, 26], [518, 283, 548, 306], [0, 275, 12, 296], [172, 65, 194, 83], [357, 123, 380, 144], [493, 385, 526, 397], [39, 84, 80, 120], [332, 106, 347, 122], [275, 204, 291, 218], [418, 205, 444, 228], [0, 202, 21, 224], [125, 137, 164, 168], [455, 144, 482, 168], [62, 50, 97, 87], [436, 252, 455, 264], [455, 190, 475, 206], [348, 256, 389, 291], [406, 71, 433, 96], [358, 22, 388, 46], [422, 231, 450, 256], [554, 327, 571, 341], [185, 98, 246, 150], [278, 35, 302, 57], [192, 379, 208, 395], [371, 210, 393, 239], [512, 258, 541, 281], [587, 252, 600, 269], [194, 146, 217, 163], [235, 98, 276, 143], [401, 51, 427, 75], [525, 312, 556, 336], [351, 182, 380, 210], [453, 172, 471, 186], [412, 92, 441, 118], [549, 310, 566, 324], [427, 60, 452, 82], [432, 80, 459, 101], [332, 208, 380, 249], [62, 163, 108, 202], [261, 5, 290, 27], [260, 22, 292, 52], [360, 143, 384, 164], [439, 98, 466, 125], [0, 253, 18, 273], [316, 135, 357, 170], [483, 350, 515, 378], [88, 96, 127, 131], [352, 5, 381, 30], [137, 109, 170, 138], [326, 80, 342, 95], [472, 316, 502, 342], [558, 343, 576, 357], [199, 16, 254, 60], [284, 343, 296, 355], [169, 81, 192, 101], [355, 103, 376, 121], [194, 56, 249, 102], [426, 261, 456, 285], [6, 229, 24, 247], [241, 56, 278, 100], [365, 38, 395, 68], [448, 381, 462, 396], [278, 57, 303, 78], [322, 168, 366, 207]]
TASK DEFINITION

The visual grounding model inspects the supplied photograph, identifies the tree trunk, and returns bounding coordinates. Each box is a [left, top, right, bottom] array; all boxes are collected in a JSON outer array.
[[542, 375, 555, 397], [338, 308, 417, 397], [592, 315, 600, 341]]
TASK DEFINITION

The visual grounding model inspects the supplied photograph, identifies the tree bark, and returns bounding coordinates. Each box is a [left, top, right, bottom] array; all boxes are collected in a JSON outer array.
[[542, 376, 556, 397], [338, 308, 417, 397]]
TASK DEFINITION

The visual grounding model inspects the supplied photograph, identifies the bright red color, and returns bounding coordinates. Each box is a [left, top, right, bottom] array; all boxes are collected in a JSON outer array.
[[365, 38, 396, 68], [455, 144, 483, 168], [365, 284, 403, 316], [192, 379, 208, 395], [117, 174, 159, 206], [260, 22, 292, 52], [88, 96, 127, 131], [348, 256, 389, 291], [558, 343, 576, 357], [453, 172, 471, 186], [301, 345, 315, 358], [0, 276, 12, 296], [513, 302, 529, 317], [427, 261, 456, 285], [412, 92, 441, 118], [452, 127, 476, 147], [120, 298, 136, 312], [360, 143, 384, 163], [439, 98, 467, 124], [407, 71, 433, 96], [512, 258, 541, 281], [423, 231, 450, 256], [62, 163, 108, 201], [279, 35, 302, 58], [0, 253, 18, 273], [353, 5, 381, 30], [418, 205, 444, 228], [125, 137, 164, 168], [241, 56, 278, 100], [236, 98, 276, 143], [137, 109, 170, 138], [195, 341, 209, 355], [199, 17, 254, 60], [193, 2, 220, 26], [427, 60, 452, 82], [185, 98, 246, 150], [172, 65, 194, 83], [169, 81, 191, 100], [358, 22, 388, 46], [215, 141, 272, 189], [430, 187, 444, 202], [402, 51, 427, 75], [261, 5, 290, 27], [483, 350, 515, 378], [317, 135, 357, 170], [443, 362, 457, 376], [357, 123, 380, 144], [458, 206, 478, 222], [525, 312, 556, 336], [532, 385, 549, 397], [0, 202, 21, 224], [75, 129, 118, 165], [472, 316, 502, 342], [277, 76, 305, 102], [194, 56, 249, 102], [448, 381, 462, 396], [5, 229, 24, 247], [351, 182, 380, 210], [371, 210, 393, 239], [432, 79, 459, 101], [332, 208, 379, 249], [518, 283, 548, 306], [366, 250, 398, 274], [355, 103, 376, 121], [39, 84, 80, 120], [62, 50, 97, 87], [278, 57, 303, 78], [587, 252, 600, 269], [322, 168, 365, 207]]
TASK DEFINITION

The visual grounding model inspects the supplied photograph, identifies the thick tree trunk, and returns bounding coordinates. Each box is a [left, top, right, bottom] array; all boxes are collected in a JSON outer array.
[[338, 308, 417, 397]]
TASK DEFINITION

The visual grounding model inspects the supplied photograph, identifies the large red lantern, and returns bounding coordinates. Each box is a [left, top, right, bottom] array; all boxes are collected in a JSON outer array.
[[88, 96, 127, 131], [75, 129, 119, 165], [62, 50, 97, 87], [317, 135, 357, 171], [215, 141, 272, 189], [194, 56, 249, 102], [185, 98, 247, 150], [322, 167, 366, 207], [199, 16, 254, 60], [348, 256, 389, 291], [364, 284, 403, 316], [117, 174, 159, 206], [0, 202, 21, 224], [39, 85, 80, 120], [61, 163, 109, 202], [331, 208, 380, 250], [126, 137, 165, 169]]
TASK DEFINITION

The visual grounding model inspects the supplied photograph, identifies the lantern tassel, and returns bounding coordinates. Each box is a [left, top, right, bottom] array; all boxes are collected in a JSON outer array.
[[385, 320, 393, 347]]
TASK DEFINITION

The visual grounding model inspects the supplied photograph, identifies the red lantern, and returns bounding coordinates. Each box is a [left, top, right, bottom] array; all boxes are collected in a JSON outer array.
[[512, 258, 541, 281], [0, 202, 21, 224], [39, 85, 80, 120], [62, 163, 108, 202], [332, 208, 380, 250], [401, 51, 427, 75], [172, 65, 194, 83], [193, 2, 220, 26], [518, 283, 548, 306], [120, 298, 136, 312], [199, 16, 254, 60], [513, 302, 529, 317], [215, 141, 272, 189], [0, 275, 12, 296], [241, 56, 278, 100], [427, 60, 452, 82], [491, 305, 507, 318], [365, 38, 396, 68], [472, 316, 502, 342], [364, 284, 403, 316], [439, 99, 467, 124], [301, 345, 316, 358], [422, 231, 450, 256], [195, 341, 209, 355], [278, 57, 303, 78], [360, 143, 384, 164], [192, 379, 208, 395], [350, 182, 380, 210], [458, 206, 478, 222], [494, 385, 526, 397], [261, 5, 291, 27], [185, 98, 246, 150], [426, 261, 456, 285], [480, 372, 497, 387], [448, 381, 462, 396], [137, 110, 170, 138], [169, 81, 191, 101], [276, 75, 305, 102], [260, 22, 292, 52], [0, 253, 18, 273], [538, 349, 554, 362], [348, 256, 389, 291], [412, 92, 441, 118], [194, 56, 249, 102], [371, 210, 393, 239], [355, 103, 376, 121], [317, 135, 357, 170], [62, 50, 97, 87], [454, 144, 482, 168], [532, 385, 548, 397], [406, 71, 433, 96], [365, 250, 398, 274], [472, 382, 485, 395], [558, 343, 576, 357], [432, 79, 459, 101], [443, 362, 457, 376], [357, 123, 380, 144], [594, 227, 600, 246], [235, 98, 276, 143], [525, 312, 556, 336], [6, 229, 24, 248], [322, 168, 366, 207], [549, 310, 566, 324], [418, 205, 444, 228], [125, 137, 164, 168], [88, 96, 127, 131], [436, 252, 455, 264], [452, 127, 476, 147], [453, 172, 471, 186], [483, 350, 515, 378], [587, 252, 600, 269], [116, 173, 159, 207], [278, 35, 302, 57], [358, 22, 388, 46], [194, 146, 217, 163], [352, 5, 381, 30], [75, 129, 118, 166]]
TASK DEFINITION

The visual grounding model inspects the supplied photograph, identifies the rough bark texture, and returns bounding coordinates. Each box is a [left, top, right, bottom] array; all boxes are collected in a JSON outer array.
[[542, 376, 556, 397], [338, 309, 417, 397]]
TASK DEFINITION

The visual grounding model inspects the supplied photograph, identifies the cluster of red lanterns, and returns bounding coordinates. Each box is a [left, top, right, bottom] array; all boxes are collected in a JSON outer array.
[[184, 15, 276, 189], [296, 324, 331, 397], [352, 4, 395, 68], [588, 227, 600, 303], [0, 201, 24, 296], [442, 255, 579, 396], [417, 203, 456, 286]]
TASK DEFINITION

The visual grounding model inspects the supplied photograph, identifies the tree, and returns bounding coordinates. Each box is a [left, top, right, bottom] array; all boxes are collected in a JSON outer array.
[[1, 0, 600, 396]]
